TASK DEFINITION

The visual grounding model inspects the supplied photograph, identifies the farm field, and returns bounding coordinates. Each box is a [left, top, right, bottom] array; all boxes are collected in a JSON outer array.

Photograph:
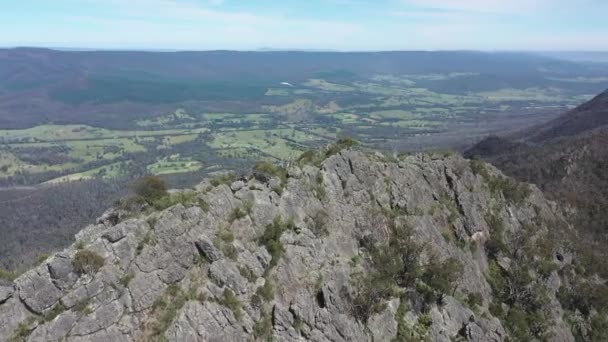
[[0, 70, 603, 187]]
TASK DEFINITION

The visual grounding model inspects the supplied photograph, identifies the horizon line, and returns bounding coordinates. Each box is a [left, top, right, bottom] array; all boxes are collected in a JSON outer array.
[[2, 46, 608, 54]]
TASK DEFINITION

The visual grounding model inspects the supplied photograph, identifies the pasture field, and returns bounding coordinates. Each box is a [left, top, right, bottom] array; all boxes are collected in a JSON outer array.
[[44, 162, 129, 184], [0, 72, 597, 186], [147, 157, 202, 175], [208, 128, 320, 160]]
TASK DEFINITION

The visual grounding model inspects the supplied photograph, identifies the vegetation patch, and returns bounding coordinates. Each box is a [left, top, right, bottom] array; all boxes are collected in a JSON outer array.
[[298, 137, 359, 167], [393, 300, 433, 342], [133, 176, 168, 204], [0, 268, 18, 282], [214, 227, 238, 260], [256, 278, 275, 302], [73, 298, 93, 314], [484, 220, 555, 340], [136, 231, 158, 255], [228, 200, 254, 223], [43, 303, 66, 322], [325, 137, 359, 158], [254, 309, 273, 339], [148, 284, 201, 338], [465, 292, 483, 312], [253, 161, 288, 186], [11, 320, 35, 342], [238, 266, 257, 283], [119, 272, 135, 287], [219, 288, 243, 321], [72, 249, 105, 275], [210, 173, 237, 187], [351, 219, 462, 322], [488, 176, 531, 205], [308, 171, 328, 202], [152, 191, 198, 211], [259, 216, 296, 269]]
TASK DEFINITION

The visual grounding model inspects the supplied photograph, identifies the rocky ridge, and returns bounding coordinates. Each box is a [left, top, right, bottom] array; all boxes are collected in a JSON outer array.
[[0, 149, 577, 341]]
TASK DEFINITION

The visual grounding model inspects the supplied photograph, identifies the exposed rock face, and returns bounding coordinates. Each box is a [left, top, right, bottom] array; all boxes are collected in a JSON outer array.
[[0, 150, 576, 341]]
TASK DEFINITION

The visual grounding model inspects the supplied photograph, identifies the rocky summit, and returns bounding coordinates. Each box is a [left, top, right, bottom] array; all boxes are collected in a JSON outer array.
[[0, 149, 580, 341]]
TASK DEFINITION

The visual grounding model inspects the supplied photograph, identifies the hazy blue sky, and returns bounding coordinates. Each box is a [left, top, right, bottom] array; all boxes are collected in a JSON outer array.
[[1, 0, 607, 51]]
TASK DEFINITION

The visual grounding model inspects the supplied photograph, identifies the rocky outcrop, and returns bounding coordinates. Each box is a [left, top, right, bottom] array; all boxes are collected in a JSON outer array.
[[0, 150, 576, 341]]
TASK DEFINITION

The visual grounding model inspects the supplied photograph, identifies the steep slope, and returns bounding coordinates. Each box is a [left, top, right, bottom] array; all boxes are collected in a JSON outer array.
[[526, 89, 608, 142], [2, 148, 600, 341], [467, 89, 608, 254], [466, 91, 608, 341], [468, 128, 608, 234]]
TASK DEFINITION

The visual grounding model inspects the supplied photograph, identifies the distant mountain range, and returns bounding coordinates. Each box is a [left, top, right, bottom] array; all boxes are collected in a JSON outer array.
[[2, 48, 608, 129], [536, 51, 608, 63]]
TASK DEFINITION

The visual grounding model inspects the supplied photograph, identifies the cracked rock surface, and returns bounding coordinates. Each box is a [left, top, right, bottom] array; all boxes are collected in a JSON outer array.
[[0, 150, 575, 341]]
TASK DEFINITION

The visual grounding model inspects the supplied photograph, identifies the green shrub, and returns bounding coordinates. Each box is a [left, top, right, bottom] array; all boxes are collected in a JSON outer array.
[[214, 227, 238, 261], [0, 268, 17, 282], [469, 158, 490, 179], [36, 253, 50, 266], [421, 256, 463, 299], [351, 269, 394, 322], [535, 259, 558, 279], [222, 244, 238, 261], [557, 280, 608, 317], [119, 272, 135, 287], [298, 138, 359, 166], [484, 212, 508, 258], [439, 195, 461, 224], [503, 307, 551, 341], [11, 322, 32, 341], [209, 173, 237, 187], [149, 285, 197, 337], [220, 230, 235, 243], [294, 316, 305, 332], [297, 150, 320, 166], [256, 279, 275, 302], [311, 172, 327, 201], [253, 161, 288, 185], [44, 303, 66, 322], [254, 309, 273, 338], [152, 191, 197, 211], [489, 301, 505, 319], [351, 221, 461, 322], [488, 176, 531, 205], [259, 216, 295, 269], [220, 289, 243, 321], [136, 231, 158, 255], [72, 249, 105, 275], [238, 266, 257, 283], [393, 300, 432, 342], [133, 176, 168, 203], [229, 200, 254, 222], [113, 196, 148, 213], [590, 314, 608, 342], [73, 298, 92, 314], [466, 292, 483, 310], [198, 199, 209, 212], [486, 259, 553, 340], [326, 137, 359, 158]]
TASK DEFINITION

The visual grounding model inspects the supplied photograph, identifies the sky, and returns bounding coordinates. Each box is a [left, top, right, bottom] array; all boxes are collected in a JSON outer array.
[[1, 0, 607, 51]]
